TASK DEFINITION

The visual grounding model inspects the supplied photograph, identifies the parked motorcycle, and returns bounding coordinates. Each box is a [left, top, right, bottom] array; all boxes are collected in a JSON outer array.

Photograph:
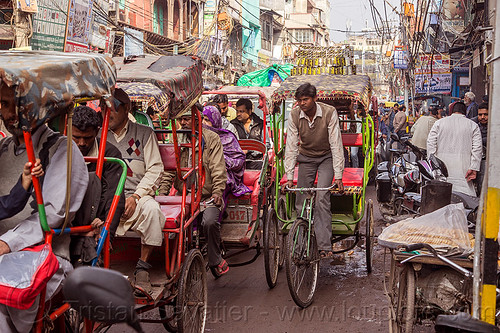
[[376, 133, 447, 216]]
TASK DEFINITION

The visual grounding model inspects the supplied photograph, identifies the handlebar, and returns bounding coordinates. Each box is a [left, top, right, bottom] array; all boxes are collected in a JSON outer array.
[[397, 243, 472, 278], [283, 184, 343, 194]]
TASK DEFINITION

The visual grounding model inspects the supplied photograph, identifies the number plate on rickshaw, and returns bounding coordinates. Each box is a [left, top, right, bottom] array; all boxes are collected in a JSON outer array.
[[225, 207, 251, 223]]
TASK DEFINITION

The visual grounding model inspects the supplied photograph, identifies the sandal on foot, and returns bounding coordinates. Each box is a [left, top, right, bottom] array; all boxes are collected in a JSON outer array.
[[319, 250, 334, 259], [214, 259, 229, 275]]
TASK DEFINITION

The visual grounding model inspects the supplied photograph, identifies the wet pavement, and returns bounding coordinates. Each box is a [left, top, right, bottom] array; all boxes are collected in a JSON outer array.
[[109, 185, 434, 332]]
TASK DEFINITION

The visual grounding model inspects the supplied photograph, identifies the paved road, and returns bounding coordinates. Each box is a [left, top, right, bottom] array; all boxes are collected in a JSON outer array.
[[109, 186, 433, 333]]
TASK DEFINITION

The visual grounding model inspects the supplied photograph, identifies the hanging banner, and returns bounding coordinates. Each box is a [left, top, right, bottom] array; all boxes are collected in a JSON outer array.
[[64, 0, 93, 52], [124, 27, 144, 58], [415, 73, 452, 94], [89, 0, 109, 49], [31, 0, 69, 51]]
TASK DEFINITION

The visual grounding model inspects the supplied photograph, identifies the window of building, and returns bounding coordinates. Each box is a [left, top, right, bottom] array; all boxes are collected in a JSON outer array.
[[261, 18, 272, 51], [294, 29, 312, 43]]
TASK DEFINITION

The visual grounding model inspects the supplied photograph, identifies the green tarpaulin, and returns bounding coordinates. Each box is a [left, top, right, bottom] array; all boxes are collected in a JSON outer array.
[[237, 64, 293, 87]]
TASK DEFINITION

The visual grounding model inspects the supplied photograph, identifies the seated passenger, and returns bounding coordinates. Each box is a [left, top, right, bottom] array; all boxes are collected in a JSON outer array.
[[105, 88, 165, 295], [210, 94, 237, 121], [70, 106, 125, 266], [231, 98, 264, 169], [204, 101, 238, 136], [202, 105, 251, 201], [0, 160, 43, 220], [160, 112, 228, 276], [0, 82, 88, 332]]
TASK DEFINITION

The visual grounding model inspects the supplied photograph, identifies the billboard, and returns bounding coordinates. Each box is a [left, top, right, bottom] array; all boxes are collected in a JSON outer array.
[[415, 54, 450, 74], [64, 0, 93, 52], [415, 73, 452, 94], [442, 0, 465, 32], [90, 0, 109, 49], [31, 0, 69, 51]]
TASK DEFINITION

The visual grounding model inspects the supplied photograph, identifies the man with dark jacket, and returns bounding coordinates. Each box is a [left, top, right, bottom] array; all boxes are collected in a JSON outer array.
[[71, 105, 125, 265], [231, 98, 264, 169]]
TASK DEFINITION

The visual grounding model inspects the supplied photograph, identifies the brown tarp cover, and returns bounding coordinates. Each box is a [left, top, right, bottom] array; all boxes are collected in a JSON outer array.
[[0, 51, 116, 131], [114, 55, 204, 120], [271, 74, 372, 112]]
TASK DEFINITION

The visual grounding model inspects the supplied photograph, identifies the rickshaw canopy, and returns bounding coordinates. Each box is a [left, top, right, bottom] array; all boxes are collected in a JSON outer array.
[[205, 86, 276, 113], [0, 51, 116, 131], [113, 55, 204, 121], [271, 74, 372, 113], [117, 81, 169, 115]]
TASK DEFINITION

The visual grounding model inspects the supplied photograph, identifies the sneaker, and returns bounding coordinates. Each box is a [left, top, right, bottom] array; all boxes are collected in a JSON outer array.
[[134, 270, 152, 296]]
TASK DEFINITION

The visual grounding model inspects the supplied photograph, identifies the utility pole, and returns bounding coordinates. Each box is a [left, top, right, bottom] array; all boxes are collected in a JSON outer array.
[[12, 5, 30, 48], [475, 0, 500, 324]]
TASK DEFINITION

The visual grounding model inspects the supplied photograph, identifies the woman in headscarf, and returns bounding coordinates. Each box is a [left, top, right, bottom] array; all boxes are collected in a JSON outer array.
[[202, 105, 251, 199]]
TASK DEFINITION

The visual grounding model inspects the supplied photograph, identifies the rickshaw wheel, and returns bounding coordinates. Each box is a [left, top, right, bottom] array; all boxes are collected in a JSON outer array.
[[177, 249, 207, 333], [264, 207, 280, 288], [365, 199, 374, 273], [285, 219, 319, 308], [158, 304, 178, 332], [277, 196, 288, 269], [395, 264, 415, 333]]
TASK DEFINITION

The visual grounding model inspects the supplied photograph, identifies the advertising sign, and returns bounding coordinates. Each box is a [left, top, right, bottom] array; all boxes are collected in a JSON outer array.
[[393, 48, 407, 69], [18, 0, 38, 13], [64, 0, 93, 52], [415, 54, 450, 74], [442, 0, 465, 32], [31, 0, 69, 51], [90, 0, 109, 49], [124, 27, 144, 58], [415, 73, 452, 94]]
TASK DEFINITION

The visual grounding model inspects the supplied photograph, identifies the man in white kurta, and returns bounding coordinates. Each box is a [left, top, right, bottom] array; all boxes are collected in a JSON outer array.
[[427, 102, 482, 197]]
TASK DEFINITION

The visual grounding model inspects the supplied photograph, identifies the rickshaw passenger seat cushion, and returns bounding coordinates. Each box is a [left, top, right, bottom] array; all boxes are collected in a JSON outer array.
[[159, 205, 183, 228], [341, 133, 363, 146], [158, 144, 177, 171], [156, 196, 192, 228], [155, 195, 192, 206], [279, 167, 364, 187]]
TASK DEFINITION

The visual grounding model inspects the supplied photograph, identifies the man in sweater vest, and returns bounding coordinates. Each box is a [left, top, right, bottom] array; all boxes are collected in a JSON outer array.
[[284, 83, 345, 258], [106, 88, 165, 295]]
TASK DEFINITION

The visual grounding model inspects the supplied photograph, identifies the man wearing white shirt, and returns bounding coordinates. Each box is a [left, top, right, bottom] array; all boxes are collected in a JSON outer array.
[[427, 101, 482, 197]]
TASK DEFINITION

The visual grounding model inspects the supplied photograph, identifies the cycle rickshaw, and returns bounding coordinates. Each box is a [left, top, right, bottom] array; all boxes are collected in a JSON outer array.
[[0, 51, 128, 332], [110, 54, 208, 332], [200, 86, 279, 286], [268, 74, 376, 307]]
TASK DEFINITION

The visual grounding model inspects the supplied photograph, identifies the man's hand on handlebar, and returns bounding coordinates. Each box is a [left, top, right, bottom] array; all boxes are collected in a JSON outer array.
[[281, 180, 294, 193], [334, 179, 344, 193], [211, 194, 223, 207]]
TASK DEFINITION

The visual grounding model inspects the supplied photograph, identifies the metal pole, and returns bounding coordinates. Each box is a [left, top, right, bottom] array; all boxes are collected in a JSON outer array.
[[477, 0, 500, 323]]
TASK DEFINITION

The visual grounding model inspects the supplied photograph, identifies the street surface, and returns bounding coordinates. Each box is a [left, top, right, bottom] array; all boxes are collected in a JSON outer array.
[[110, 186, 433, 333]]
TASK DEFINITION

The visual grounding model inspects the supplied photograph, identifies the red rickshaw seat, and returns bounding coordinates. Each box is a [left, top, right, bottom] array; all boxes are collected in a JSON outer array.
[[234, 170, 260, 206], [279, 167, 364, 187], [341, 133, 363, 146], [156, 196, 192, 229]]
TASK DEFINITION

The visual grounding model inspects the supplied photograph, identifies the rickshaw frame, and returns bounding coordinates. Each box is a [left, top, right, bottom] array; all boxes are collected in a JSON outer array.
[[269, 74, 376, 306]]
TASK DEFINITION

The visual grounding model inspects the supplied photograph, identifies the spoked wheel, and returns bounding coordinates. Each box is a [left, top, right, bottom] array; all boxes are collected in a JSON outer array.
[[285, 219, 319, 308], [264, 207, 280, 288], [159, 304, 178, 332], [395, 264, 415, 333], [176, 249, 207, 333], [365, 199, 374, 273], [277, 196, 288, 269]]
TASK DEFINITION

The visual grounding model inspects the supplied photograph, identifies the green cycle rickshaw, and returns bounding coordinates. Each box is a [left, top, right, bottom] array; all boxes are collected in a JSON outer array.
[[267, 74, 376, 307]]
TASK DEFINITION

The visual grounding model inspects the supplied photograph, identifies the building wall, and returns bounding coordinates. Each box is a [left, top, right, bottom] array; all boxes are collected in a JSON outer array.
[[241, 0, 261, 67]]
